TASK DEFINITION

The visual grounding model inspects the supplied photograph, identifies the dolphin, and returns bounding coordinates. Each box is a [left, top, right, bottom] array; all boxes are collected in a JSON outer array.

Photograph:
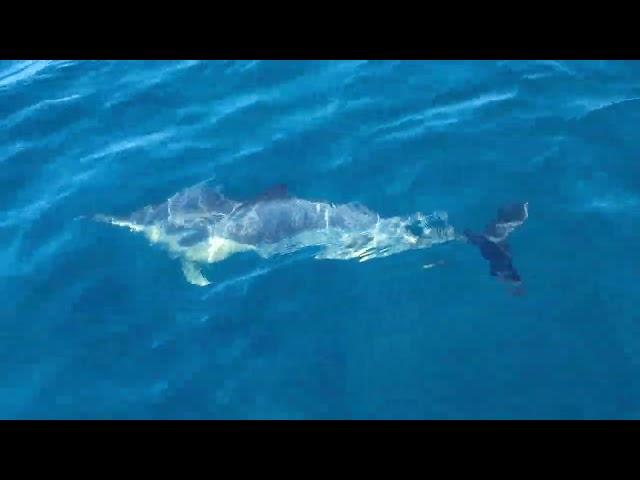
[[96, 180, 528, 291], [95, 179, 457, 286]]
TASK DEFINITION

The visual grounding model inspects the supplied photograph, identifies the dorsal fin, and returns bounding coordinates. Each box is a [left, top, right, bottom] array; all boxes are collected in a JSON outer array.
[[253, 184, 290, 202]]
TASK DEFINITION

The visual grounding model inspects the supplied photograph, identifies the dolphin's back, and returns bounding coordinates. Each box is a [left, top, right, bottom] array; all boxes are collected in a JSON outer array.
[[111, 180, 381, 246], [217, 198, 378, 245], [166, 182, 240, 226]]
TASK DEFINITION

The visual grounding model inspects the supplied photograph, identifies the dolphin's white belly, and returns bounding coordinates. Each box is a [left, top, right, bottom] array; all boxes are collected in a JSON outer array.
[[100, 216, 256, 263]]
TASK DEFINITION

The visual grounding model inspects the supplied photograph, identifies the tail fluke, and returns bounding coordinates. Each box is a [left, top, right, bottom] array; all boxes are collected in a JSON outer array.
[[464, 202, 529, 290], [483, 201, 528, 243]]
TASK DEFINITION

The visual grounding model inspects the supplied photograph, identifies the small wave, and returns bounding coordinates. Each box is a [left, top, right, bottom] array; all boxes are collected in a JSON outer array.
[[0, 226, 74, 279], [582, 195, 640, 213], [219, 144, 266, 165], [503, 60, 576, 79], [200, 249, 316, 300], [274, 98, 341, 135], [378, 117, 460, 142], [0, 190, 72, 228], [537, 60, 576, 76], [103, 61, 200, 109], [207, 92, 265, 124], [80, 130, 174, 163], [200, 265, 273, 299], [1, 166, 99, 228], [224, 60, 261, 74], [0, 141, 32, 165], [2, 94, 84, 129], [341, 96, 377, 113], [523, 72, 554, 80], [370, 89, 518, 138], [265, 60, 368, 104], [0, 61, 54, 89], [573, 97, 640, 117]]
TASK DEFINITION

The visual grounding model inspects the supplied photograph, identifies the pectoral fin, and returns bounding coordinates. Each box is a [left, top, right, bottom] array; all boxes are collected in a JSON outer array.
[[181, 261, 211, 286]]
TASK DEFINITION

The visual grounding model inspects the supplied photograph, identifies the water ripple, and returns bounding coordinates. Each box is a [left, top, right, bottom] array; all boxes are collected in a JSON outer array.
[[370, 89, 518, 140], [0, 61, 54, 89], [2, 93, 85, 129]]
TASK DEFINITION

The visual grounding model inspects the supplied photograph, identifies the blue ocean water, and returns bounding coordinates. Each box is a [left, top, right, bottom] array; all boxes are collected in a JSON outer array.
[[1, 60, 639, 419]]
